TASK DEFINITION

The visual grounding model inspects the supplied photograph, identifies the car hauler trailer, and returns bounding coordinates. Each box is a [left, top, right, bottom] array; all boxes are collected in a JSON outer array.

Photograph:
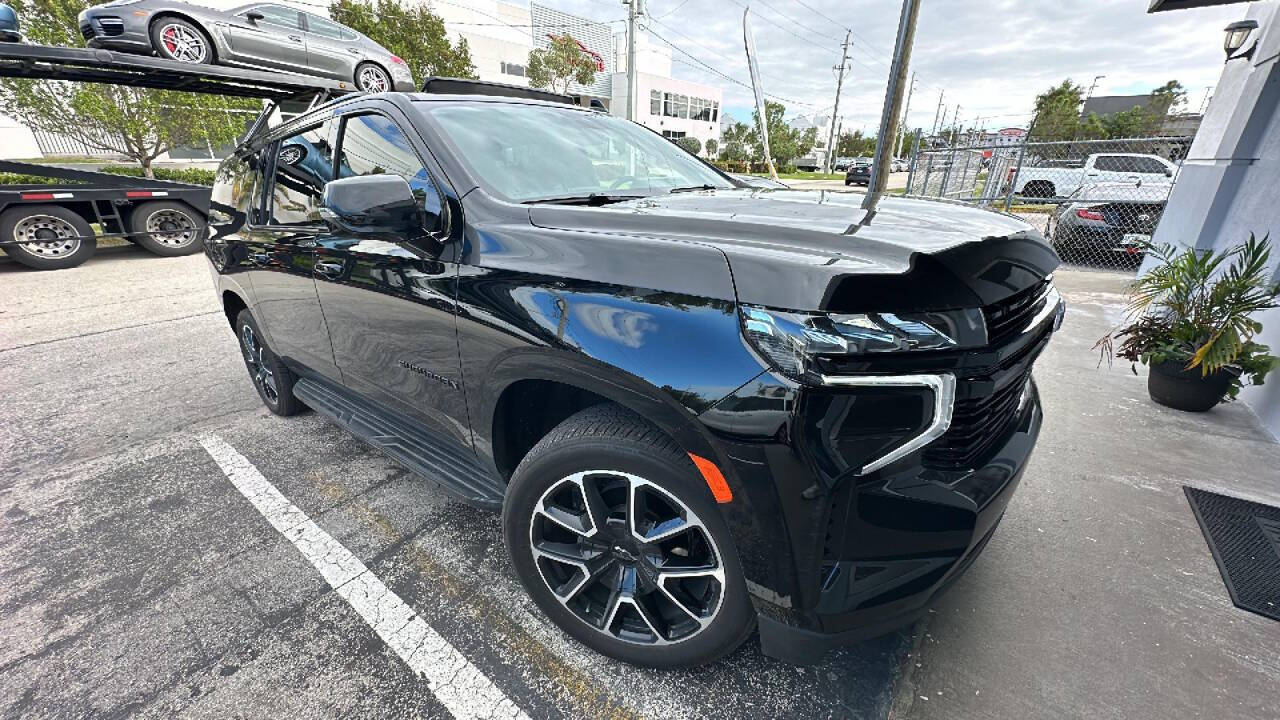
[[0, 43, 351, 270]]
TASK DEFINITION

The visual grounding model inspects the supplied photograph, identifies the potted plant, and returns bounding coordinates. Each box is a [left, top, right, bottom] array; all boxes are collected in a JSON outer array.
[[1095, 233, 1279, 412]]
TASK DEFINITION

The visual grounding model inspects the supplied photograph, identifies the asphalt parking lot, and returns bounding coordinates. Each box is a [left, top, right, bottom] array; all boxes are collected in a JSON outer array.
[[3, 247, 1279, 719]]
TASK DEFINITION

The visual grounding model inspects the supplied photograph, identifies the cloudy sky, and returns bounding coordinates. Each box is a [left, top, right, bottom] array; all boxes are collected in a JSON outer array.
[[546, 0, 1246, 133]]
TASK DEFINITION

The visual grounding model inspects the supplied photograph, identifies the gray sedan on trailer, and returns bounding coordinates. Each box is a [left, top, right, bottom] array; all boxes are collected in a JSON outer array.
[[78, 0, 414, 92]]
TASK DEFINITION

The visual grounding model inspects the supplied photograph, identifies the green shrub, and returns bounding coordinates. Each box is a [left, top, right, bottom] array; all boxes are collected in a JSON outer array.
[[0, 166, 216, 186]]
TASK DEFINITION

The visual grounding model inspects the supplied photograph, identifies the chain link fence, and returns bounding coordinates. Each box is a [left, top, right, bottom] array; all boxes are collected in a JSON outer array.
[[905, 134, 1193, 273]]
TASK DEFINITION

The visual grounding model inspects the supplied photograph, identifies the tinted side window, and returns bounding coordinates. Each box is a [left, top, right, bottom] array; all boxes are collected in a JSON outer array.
[[1093, 156, 1125, 172], [252, 5, 302, 29], [267, 124, 335, 226], [336, 113, 442, 218], [306, 13, 356, 40], [1133, 157, 1168, 174]]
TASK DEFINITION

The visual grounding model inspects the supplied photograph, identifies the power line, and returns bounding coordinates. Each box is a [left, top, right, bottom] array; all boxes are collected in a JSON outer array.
[[790, 0, 848, 30], [753, 0, 845, 44], [648, 26, 816, 107]]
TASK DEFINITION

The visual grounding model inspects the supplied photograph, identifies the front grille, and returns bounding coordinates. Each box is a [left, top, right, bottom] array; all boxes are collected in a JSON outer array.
[[97, 17, 125, 36], [982, 279, 1050, 345], [923, 371, 1028, 470]]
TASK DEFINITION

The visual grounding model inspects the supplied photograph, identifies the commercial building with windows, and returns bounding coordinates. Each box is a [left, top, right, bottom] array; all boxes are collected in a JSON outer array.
[[609, 34, 722, 154]]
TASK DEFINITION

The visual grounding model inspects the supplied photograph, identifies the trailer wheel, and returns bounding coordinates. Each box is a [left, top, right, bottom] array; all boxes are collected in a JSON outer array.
[[129, 201, 205, 256], [0, 205, 96, 271]]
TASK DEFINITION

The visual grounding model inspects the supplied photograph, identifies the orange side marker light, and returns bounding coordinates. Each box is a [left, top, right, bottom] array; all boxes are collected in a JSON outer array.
[[689, 453, 733, 504]]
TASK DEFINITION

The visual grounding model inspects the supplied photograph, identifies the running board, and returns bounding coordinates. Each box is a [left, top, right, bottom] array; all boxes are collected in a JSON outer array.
[[292, 377, 504, 510]]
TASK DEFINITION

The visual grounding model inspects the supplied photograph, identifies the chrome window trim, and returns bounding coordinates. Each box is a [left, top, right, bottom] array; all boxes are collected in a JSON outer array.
[[818, 373, 957, 475]]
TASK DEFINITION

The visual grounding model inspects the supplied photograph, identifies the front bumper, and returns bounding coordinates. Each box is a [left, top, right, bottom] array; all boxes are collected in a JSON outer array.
[[698, 294, 1060, 664], [80, 10, 150, 52]]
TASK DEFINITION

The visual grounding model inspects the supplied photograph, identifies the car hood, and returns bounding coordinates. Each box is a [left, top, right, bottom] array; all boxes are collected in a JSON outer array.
[[528, 188, 1059, 313]]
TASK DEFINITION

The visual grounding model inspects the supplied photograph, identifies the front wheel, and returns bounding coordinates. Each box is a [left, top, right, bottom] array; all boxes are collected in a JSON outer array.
[[503, 404, 754, 668], [150, 18, 213, 64]]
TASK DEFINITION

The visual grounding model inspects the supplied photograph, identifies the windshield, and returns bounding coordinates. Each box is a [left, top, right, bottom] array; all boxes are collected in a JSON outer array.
[[417, 101, 732, 203]]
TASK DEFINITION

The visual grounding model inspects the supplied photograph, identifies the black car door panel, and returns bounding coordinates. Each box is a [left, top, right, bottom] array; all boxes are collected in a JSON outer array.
[[312, 110, 471, 450]]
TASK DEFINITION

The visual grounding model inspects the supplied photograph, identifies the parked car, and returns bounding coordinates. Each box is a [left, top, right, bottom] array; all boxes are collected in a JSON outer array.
[[207, 86, 1063, 668], [845, 162, 871, 186], [0, 0, 21, 42], [1048, 182, 1171, 263], [731, 173, 789, 189], [77, 1, 414, 92], [1008, 152, 1177, 199], [890, 158, 907, 172]]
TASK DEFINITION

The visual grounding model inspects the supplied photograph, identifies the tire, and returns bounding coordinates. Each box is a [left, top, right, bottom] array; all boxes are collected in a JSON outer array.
[[503, 404, 754, 668], [150, 17, 213, 64], [354, 62, 391, 92], [1022, 181, 1055, 199], [233, 309, 305, 416], [0, 204, 96, 271], [128, 200, 205, 256]]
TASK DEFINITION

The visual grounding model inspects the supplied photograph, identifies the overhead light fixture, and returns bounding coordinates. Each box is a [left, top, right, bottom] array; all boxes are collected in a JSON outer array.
[[1223, 19, 1259, 61]]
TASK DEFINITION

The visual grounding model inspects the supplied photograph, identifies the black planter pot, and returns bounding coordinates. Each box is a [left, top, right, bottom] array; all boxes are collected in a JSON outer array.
[[1147, 359, 1233, 412]]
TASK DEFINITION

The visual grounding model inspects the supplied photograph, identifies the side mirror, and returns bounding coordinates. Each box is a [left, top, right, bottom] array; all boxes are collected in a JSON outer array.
[[320, 174, 424, 241], [245, 10, 264, 22]]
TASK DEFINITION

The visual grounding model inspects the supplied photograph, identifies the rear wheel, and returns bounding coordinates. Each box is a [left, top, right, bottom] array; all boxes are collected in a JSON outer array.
[[150, 17, 213, 64], [129, 200, 204, 256], [0, 205, 96, 271], [504, 404, 754, 668], [234, 309, 304, 416], [355, 62, 391, 92]]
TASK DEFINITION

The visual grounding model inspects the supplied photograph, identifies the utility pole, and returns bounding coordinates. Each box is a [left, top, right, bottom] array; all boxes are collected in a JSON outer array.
[[948, 104, 960, 144], [930, 90, 945, 138], [625, 0, 645, 121], [864, 0, 922, 211], [823, 31, 851, 175], [894, 71, 916, 159]]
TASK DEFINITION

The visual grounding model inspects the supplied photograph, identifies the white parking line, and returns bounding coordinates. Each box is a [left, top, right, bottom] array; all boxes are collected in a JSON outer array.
[[198, 434, 530, 720]]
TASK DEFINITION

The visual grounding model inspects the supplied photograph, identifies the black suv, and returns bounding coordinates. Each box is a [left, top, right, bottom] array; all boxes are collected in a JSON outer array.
[[845, 162, 872, 186], [206, 86, 1064, 668]]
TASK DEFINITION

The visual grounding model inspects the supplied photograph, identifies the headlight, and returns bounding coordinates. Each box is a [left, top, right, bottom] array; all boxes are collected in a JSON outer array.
[[740, 305, 986, 382]]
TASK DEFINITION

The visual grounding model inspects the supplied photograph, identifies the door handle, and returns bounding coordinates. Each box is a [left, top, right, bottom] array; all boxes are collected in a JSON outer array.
[[346, 47, 361, 54], [289, 34, 302, 42], [314, 260, 345, 278]]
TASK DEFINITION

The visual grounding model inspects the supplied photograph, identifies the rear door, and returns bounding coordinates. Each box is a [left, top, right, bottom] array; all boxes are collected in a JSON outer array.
[[311, 106, 471, 450], [242, 120, 342, 381], [224, 5, 308, 72], [300, 12, 359, 81], [1089, 155, 1142, 184]]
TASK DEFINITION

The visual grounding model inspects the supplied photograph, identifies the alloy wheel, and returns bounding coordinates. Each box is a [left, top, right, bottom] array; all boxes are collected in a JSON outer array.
[[356, 65, 390, 92], [529, 470, 726, 646], [159, 24, 208, 63], [278, 145, 304, 165], [144, 209, 199, 248], [240, 324, 279, 405], [12, 215, 81, 258]]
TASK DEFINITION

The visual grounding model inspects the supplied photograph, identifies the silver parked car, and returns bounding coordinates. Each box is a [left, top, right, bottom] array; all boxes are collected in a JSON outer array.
[[78, 0, 414, 92]]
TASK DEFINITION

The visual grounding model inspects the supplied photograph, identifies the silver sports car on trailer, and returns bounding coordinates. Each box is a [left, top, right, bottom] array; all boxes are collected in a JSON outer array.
[[78, 0, 414, 92]]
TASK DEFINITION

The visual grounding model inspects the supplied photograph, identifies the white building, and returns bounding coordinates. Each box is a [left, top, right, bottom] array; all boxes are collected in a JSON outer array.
[[609, 33, 722, 154], [431, 0, 536, 87]]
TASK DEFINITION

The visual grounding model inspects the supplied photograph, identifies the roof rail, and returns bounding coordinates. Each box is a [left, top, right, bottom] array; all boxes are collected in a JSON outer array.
[[418, 76, 575, 105]]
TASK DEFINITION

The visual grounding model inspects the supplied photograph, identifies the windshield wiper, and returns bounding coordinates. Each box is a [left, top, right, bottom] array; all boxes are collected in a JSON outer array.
[[668, 184, 718, 193], [523, 193, 643, 206]]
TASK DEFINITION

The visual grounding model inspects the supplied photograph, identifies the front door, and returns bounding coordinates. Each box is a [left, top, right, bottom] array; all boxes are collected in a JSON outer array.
[[245, 121, 341, 381], [225, 5, 308, 72], [312, 110, 471, 451]]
